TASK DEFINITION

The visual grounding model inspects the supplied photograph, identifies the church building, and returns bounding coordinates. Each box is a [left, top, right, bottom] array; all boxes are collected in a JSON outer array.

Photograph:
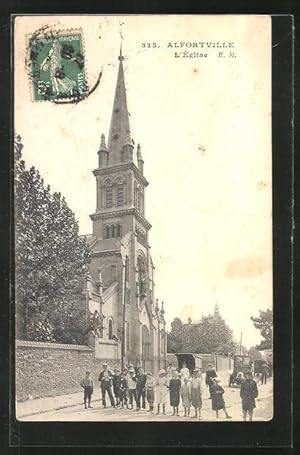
[[82, 49, 167, 374]]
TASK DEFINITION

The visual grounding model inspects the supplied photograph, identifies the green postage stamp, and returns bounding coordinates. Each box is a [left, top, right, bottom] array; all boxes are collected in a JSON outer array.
[[28, 29, 88, 102]]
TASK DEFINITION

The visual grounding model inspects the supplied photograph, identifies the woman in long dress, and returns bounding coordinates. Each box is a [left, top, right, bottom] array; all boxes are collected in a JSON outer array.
[[40, 40, 77, 96]]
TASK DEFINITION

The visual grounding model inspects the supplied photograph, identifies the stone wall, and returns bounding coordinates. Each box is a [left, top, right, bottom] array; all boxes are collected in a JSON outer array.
[[16, 340, 120, 402]]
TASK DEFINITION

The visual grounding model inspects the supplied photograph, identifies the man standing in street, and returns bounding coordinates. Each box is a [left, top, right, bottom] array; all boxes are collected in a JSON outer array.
[[136, 366, 147, 411], [98, 363, 115, 408], [260, 362, 270, 385]]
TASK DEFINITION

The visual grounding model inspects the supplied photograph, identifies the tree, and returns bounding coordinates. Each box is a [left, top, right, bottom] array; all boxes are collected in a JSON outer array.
[[15, 135, 92, 343], [167, 305, 237, 355], [167, 318, 184, 353], [251, 309, 273, 350], [248, 346, 263, 360], [192, 306, 237, 355]]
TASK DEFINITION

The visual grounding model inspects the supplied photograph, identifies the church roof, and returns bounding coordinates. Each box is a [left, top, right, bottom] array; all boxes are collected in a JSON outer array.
[[107, 49, 133, 164]]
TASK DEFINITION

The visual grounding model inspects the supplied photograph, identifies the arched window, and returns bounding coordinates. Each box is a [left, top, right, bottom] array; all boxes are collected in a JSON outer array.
[[117, 224, 122, 237], [117, 184, 124, 206], [105, 187, 113, 208], [111, 225, 116, 238], [104, 179, 113, 208], [111, 264, 117, 281], [108, 318, 113, 340], [137, 255, 147, 298], [104, 225, 110, 239]]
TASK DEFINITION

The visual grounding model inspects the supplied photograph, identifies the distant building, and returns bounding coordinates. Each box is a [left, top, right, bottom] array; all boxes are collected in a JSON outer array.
[[81, 49, 167, 374]]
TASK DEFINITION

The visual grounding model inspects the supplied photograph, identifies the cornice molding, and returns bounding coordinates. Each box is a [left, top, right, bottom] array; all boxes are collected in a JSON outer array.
[[90, 208, 152, 230], [92, 161, 149, 187]]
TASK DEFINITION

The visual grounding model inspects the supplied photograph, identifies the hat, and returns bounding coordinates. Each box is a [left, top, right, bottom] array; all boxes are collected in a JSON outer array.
[[129, 367, 135, 373], [158, 369, 166, 375], [147, 372, 153, 376], [103, 362, 108, 366]]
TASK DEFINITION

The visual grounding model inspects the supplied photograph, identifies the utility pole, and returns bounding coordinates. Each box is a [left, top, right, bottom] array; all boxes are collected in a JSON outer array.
[[121, 255, 128, 371]]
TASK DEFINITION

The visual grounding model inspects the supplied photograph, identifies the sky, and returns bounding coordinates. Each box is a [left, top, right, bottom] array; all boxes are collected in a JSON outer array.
[[14, 15, 272, 348]]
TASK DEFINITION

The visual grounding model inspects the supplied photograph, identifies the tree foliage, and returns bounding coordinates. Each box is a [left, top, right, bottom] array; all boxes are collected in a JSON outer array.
[[167, 304, 236, 355], [251, 309, 273, 350], [167, 318, 184, 353], [248, 346, 263, 360], [15, 135, 92, 343]]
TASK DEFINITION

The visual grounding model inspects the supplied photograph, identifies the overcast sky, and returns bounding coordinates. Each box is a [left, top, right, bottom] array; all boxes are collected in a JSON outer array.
[[15, 15, 272, 348]]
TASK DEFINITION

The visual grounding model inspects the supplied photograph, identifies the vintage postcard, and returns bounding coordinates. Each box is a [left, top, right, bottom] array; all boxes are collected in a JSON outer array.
[[14, 15, 273, 422]]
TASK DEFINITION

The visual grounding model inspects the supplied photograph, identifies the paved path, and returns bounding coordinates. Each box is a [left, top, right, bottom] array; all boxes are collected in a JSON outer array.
[[20, 378, 273, 422]]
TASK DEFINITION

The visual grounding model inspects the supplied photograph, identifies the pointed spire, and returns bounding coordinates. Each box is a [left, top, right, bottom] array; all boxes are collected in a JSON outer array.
[[155, 298, 159, 313], [98, 133, 108, 167], [137, 143, 142, 159], [99, 133, 107, 152], [160, 301, 165, 315], [137, 143, 144, 174], [107, 50, 133, 165]]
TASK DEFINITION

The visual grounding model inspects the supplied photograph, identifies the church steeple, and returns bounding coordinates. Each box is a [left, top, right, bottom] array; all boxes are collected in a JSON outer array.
[[107, 48, 133, 165]]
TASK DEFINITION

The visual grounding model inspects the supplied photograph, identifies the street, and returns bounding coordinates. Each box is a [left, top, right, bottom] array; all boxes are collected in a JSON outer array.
[[21, 376, 273, 422]]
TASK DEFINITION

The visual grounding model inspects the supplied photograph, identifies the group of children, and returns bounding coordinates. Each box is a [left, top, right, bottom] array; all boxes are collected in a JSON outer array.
[[80, 362, 258, 420]]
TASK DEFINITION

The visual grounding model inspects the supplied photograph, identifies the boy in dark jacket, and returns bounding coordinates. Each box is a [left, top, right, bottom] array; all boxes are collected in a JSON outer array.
[[113, 368, 121, 406], [80, 371, 94, 409], [119, 371, 128, 408], [136, 367, 147, 410], [240, 371, 259, 421]]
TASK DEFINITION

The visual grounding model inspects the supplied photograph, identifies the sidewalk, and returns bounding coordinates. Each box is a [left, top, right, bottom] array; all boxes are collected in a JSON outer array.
[[16, 371, 272, 420], [16, 391, 101, 419]]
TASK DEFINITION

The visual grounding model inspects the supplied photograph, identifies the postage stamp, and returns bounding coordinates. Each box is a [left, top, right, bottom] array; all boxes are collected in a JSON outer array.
[[28, 29, 88, 102]]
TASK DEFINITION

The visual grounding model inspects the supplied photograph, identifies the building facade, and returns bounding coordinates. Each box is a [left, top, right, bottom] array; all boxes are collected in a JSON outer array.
[[82, 49, 167, 374]]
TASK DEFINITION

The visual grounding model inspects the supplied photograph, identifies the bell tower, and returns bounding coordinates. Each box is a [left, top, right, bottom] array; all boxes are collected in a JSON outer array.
[[90, 47, 151, 241]]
